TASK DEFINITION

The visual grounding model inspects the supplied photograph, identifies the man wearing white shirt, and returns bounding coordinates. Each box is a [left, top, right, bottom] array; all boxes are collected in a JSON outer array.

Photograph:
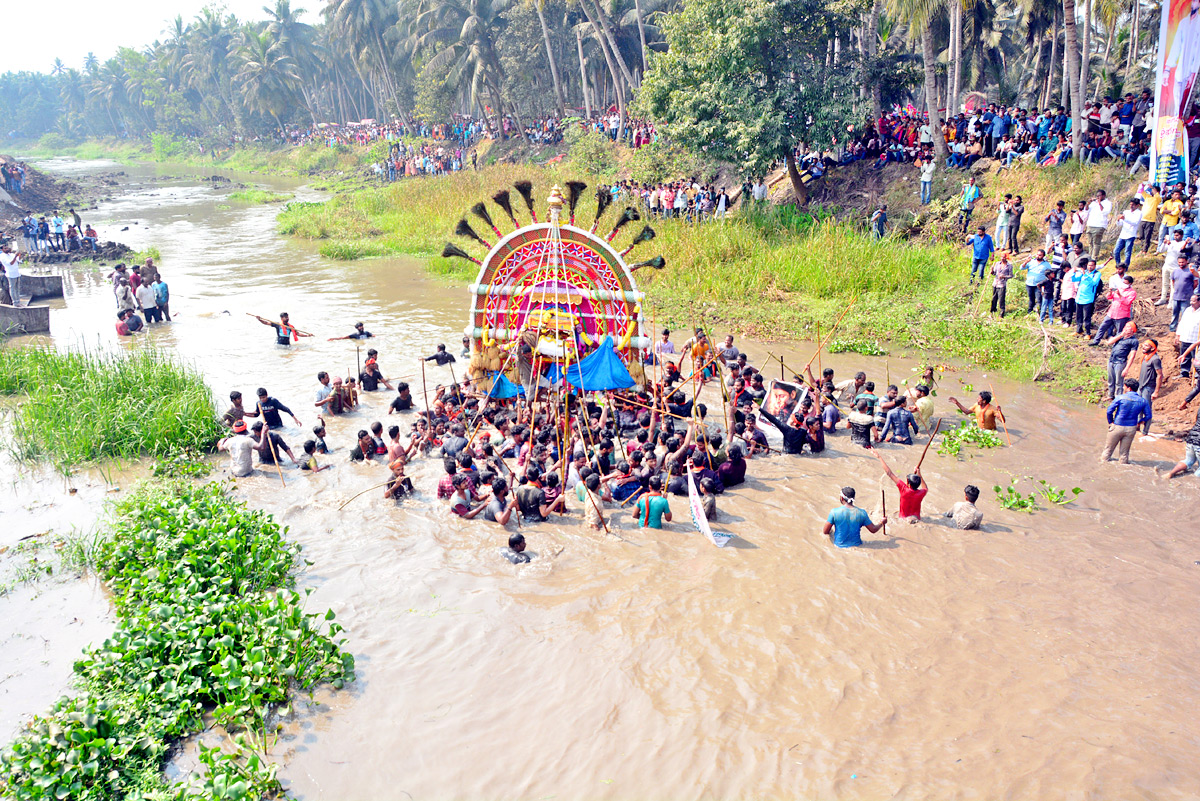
[[919, 122, 933, 146], [135, 281, 161, 323], [1113, 199, 1143, 269], [1085, 189, 1113, 258], [0, 243, 21, 307], [1176, 293, 1200, 379], [1159, 229, 1189, 305], [1099, 98, 1115, 132], [918, 156, 936, 204]]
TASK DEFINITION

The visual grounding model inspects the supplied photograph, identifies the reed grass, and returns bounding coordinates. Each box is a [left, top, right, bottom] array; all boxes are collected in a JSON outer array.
[[0, 347, 222, 465]]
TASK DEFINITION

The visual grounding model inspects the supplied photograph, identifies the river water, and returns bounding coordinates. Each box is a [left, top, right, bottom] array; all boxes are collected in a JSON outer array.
[[4, 158, 1200, 800]]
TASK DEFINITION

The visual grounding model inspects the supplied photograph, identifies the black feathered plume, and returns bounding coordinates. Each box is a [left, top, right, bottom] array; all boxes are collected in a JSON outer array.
[[472, 202, 501, 238], [514, 180, 537, 223], [493, 189, 518, 229], [606, 207, 640, 242], [455, 218, 491, 249], [566, 180, 587, 225], [620, 225, 656, 256], [589, 190, 613, 234], [629, 255, 666, 272], [442, 242, 481, 265]]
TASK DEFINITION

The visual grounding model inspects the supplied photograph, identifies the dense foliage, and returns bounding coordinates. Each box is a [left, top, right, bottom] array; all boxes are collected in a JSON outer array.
[[0, 480, 354, 800], [0, 0, 1159, 149]]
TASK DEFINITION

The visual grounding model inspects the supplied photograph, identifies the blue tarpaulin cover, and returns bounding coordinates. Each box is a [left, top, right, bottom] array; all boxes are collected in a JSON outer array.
[[488, 371, 525, 398], [562, 337, 635, 391]]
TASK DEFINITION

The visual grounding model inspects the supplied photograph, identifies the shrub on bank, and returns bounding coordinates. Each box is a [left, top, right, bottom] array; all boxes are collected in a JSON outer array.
[[0, 348, 222, 466]]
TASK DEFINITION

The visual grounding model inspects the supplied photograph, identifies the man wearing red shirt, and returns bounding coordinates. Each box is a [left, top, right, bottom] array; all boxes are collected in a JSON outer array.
[[872, 449, 929, 521]]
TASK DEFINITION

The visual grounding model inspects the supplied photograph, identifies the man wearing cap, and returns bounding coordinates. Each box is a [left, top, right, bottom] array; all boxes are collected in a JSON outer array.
[[328, 322, 374, 340], [218, 421, 263, 477], [822, 487, 887, 548]]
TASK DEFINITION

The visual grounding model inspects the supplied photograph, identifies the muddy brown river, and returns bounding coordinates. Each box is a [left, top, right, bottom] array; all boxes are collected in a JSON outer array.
[[3, 158, 1199, 799]]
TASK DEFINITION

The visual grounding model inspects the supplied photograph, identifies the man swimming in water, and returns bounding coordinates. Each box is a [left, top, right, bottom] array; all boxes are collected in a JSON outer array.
[[500, 532, 532, 564], [329, 321, 374, 341]]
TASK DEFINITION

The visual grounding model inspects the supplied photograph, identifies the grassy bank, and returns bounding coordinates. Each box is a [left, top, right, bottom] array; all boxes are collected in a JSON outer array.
[[276, 164, 1107, 395], [13, 135, 377, 177], [0, 348, 222, 465], [0, 478, 354, 800]]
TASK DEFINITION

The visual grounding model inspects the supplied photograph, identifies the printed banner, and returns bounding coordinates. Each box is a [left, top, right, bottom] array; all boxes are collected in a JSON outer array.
[[1150, 0, 1200, 185], [759, 380, 808, 432], [687, 465, 732, 548]]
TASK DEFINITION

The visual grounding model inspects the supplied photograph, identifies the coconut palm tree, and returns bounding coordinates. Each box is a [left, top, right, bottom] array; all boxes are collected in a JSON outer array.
[[889, 0, 948, 161], [235, 29, 303, 132]]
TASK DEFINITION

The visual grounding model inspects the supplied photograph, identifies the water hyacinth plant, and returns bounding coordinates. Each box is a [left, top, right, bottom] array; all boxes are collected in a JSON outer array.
[[0, 479, 354, 800]]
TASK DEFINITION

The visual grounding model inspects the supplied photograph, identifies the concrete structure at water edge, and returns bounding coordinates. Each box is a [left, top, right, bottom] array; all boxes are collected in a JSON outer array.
[[0, 273, 65, 335]]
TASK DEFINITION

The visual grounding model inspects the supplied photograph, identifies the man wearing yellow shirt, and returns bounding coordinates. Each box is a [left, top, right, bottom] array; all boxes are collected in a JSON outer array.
[[1139, 184, 1160, 253], [1158, 190, 1185, 248]]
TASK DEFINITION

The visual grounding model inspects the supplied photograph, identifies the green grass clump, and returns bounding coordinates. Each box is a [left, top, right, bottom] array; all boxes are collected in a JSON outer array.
[[0, 347, 222, 466], [0, 479, 355, 800], [227, 189, 294, 204], [129, 246, 160, 263]]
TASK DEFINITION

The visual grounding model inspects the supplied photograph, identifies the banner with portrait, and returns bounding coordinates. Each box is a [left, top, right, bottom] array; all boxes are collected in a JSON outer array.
[[759, 380, 807, 431], [1150, 0, 1200, 185]]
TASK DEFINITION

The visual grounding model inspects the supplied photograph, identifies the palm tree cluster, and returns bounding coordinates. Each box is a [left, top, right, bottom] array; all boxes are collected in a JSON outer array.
[[0, 0, 670, 141], [0, 0, 1162, 146]]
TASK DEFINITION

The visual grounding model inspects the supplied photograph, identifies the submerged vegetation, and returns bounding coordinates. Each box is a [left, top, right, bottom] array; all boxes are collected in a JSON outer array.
[[0, 479, 354, 800], [227, 189, 294, 204], [0, 348, 222, 467]]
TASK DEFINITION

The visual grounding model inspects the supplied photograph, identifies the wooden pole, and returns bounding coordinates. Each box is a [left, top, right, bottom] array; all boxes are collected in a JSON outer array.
[[989, 383, 1012, 446], [420, 358, 432, 422], [804, 295, 858, 373], [881, 488, 887, 537], [816, 322, 822, 374], [266, 431, 286, 488], [914, 417, 942, 471]]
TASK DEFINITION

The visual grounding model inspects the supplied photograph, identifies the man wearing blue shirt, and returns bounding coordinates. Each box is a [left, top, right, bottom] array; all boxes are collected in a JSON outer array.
[[822, 487, 887, 548], [1019, 248, 1052, 314], [1102, 377, 1152, 463], [958, 176, 982, 234], [1072, 259, 1104, 336], [966, 226, 996, 284]]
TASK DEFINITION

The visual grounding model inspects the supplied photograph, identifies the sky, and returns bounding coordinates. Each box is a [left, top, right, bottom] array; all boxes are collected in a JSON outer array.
[[0, 0, 313, 74]]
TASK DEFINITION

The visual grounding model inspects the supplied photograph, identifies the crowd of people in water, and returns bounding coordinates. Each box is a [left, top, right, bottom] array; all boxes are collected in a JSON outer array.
[[212, 317, 1015, 560]]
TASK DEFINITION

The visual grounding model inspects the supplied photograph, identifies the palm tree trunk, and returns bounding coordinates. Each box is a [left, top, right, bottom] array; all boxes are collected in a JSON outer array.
[[951, 1, 963, 113], [1079, 0, 1092, 94], [1045, 13, 1059, 107], [535, 2, 567, 114], [923, 26, 947, 162], [579, 0, 627, 125], [864, 0, 882, 121], [1125, 0, 1140, 88], [576, 29, 592, 117], [1064, 0, 1083, 152], [586, 0, 637, 90], [634, 0, 649, 73], [1098, 18, 1115, 94]]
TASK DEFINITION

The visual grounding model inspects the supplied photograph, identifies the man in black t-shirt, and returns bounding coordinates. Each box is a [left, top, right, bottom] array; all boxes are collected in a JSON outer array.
[[424, 344, 457, 366], [389, 382, 415, 413], [255, 388, 300, 429], [329, 322, 374, 341], [250, 421, 295, 464]]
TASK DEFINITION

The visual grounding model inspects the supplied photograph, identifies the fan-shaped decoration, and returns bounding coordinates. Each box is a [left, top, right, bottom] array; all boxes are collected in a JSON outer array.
[[462, 183, 654, 391]]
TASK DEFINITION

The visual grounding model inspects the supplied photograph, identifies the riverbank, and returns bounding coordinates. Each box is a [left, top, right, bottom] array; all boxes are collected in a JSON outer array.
[[274, 162, 1110, 399]]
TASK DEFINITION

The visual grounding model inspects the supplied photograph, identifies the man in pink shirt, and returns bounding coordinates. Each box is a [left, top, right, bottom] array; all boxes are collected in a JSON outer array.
[[1090, 274, 1138, 345]]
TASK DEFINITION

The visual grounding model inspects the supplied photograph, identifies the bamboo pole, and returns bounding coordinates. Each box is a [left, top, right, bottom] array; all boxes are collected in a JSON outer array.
[[265, 431, 286, 487], [989, 383, 1012, 446], [881, 488, 887, 538], [914, 418, 942, 471], [804, 295, 858, 373]]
